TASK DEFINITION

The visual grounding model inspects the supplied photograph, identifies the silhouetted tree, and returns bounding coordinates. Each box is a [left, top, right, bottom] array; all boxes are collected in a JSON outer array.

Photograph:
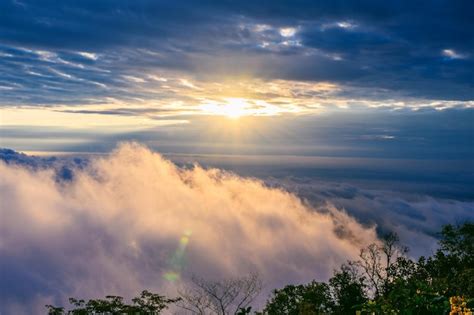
[[366, 256, 448, 314], [178, 273, 263, 315], [329, 263, 367, 315], [423, 222, 474, 297], [46, 290, 180, 314], [262, 281, 333, 315], [357, 232, 408, 297], [358, 222, 474, 314]]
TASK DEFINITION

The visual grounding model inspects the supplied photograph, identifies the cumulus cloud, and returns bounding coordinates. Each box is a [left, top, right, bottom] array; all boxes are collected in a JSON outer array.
[[0, 143, 378, 314]]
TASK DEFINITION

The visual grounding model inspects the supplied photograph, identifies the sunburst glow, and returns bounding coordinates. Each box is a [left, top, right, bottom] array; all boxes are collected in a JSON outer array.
[[200, 98, 252, 118]]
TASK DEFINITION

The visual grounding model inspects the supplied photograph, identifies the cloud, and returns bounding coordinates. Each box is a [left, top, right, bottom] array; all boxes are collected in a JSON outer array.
[[0, 143, 378, 314], [267, 178, 474, 256], [77, 52, 99, 61], [279, 27, 297, 37], [442, 49, 468, 60], [0, 1, 473, 107]]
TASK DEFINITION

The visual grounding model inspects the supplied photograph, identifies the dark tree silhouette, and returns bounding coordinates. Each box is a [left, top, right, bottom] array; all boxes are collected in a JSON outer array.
[[329, 263, 367, 315], [178, 273, 263, 315], [262, 281, 333, 315], [357, 232, 408, 298], [46, 290, 180, 315]]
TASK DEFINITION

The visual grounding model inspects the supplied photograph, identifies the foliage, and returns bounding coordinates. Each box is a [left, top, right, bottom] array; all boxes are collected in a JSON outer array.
[[262, 281, 333, 315], [329, 263, 367, 315], [262, 221, 473, 315], [357, 221, 474, 314], [449, 296, 474, 315], [423, 222, 474, 297], [46, 290, 180, 315]]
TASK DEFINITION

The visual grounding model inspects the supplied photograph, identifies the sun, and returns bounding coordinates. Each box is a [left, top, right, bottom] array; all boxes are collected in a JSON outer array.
[[200, 98, 250, 118]]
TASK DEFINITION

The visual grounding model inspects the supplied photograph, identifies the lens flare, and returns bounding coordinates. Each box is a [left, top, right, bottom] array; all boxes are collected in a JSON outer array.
[[163, 230, 192, 282]]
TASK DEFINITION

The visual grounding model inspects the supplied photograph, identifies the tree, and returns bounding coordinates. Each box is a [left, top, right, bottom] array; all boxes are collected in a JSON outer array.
[[423, 222, 474, 297], [329, 263, 367, 315], [368, 256, 449, 314], [357, 232, 408, 297], [45, 290, 180, 315], [439, 222, 474, 260], [262, 281, 333, 315], [178, 273, 263, 315], [358, 223, 474, 314]]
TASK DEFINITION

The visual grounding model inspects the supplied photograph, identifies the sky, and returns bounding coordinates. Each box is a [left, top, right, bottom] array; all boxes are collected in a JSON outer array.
[[0, 1, 473, 123], [0, 1, 473, 314], [0, 0, 473, 151]]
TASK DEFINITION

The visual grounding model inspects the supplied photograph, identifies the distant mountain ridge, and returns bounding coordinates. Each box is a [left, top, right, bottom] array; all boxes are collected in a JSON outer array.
[[0, 148, 88, 181]]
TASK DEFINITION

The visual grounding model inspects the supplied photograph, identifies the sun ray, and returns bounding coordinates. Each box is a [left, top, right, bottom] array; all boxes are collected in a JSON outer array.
[[199, 98, 251, 118]]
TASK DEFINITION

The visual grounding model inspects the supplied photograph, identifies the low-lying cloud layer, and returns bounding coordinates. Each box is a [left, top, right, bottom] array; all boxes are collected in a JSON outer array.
[[0, 143, 378, 314], [266, 178, 474, 256]]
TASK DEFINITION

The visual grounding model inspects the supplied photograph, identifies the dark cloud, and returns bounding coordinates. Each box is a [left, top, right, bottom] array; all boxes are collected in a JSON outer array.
[[0, 0, 473, 104]]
